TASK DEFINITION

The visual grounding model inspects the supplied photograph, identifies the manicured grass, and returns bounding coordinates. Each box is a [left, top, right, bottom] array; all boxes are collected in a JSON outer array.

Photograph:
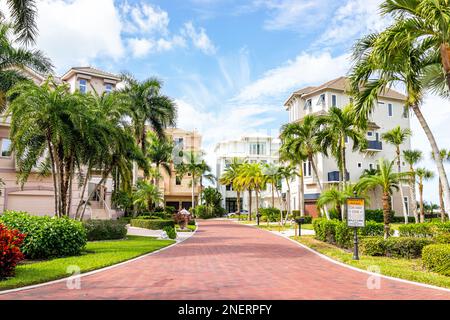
[[292, 235, 450, 289], [0, 236, 174, 291], [176, 224, 197, 232]]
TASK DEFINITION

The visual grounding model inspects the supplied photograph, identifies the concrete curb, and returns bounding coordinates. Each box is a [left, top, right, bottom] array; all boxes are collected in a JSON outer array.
[[233, 220, 450, 294], [0, 222, 199, 296]]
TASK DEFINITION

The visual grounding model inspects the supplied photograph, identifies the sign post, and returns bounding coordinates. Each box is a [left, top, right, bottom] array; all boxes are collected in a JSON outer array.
[[346, 198, 365, 260]]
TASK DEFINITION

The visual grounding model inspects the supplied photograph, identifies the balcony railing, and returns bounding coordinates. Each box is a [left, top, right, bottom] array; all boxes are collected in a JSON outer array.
[[327, 171, 350, 182], [366, 140, 383, 151]]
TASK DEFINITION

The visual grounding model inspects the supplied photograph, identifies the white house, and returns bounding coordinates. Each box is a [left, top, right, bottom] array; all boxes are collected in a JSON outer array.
[[283, 76, 412, 218]]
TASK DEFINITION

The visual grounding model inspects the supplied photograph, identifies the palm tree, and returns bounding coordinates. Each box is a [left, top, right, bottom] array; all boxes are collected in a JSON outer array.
[[0, 1, 38, 45], [431, 149, 450, 221], [350, 29, 450, 221], [0, 23, 53, 111], [198, 160, 215, 205], [281, 115, 330, 219], [133, 181, 163, 212], [175, 151, 204, 210], [403, 149, 423, 223], [219, 158, 244, 217], [317, 105, 366, 190], [277, 165, 298, 224], [262, 163, 280, 208], [279, 135, 308, 217], [416, 168, 435, 223], [317, 184, 367, 220], [146, 132, 173, 185], [357, 159, 410, 238], [236, 163, 266, 224], [382, 126, 412, 223]]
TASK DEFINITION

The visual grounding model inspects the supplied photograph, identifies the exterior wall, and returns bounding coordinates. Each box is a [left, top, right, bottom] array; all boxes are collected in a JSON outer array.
[[215, 136, 281, 213], [64, 73, 117, 94], [284, 87, 412, 217]]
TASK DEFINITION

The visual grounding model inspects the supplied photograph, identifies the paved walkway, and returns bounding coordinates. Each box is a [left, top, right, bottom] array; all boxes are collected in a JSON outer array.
[[1, 220, 449, 300]]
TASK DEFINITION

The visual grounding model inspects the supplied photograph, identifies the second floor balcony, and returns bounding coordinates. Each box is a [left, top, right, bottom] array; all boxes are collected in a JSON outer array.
[[327, 171, 350, 182], [366, 140, 383, 151]]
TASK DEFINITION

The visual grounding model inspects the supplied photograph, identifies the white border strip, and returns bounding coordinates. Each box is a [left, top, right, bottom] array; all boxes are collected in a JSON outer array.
[[0, 222, 199, 296], [233, 220, 450, 293]]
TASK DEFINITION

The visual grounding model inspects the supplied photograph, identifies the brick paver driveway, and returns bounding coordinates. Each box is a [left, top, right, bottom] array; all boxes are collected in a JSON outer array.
[[1, 219, 449, 300]]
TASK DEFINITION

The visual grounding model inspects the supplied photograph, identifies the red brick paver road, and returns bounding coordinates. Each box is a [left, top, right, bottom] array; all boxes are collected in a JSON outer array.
[[1, 219, 449, 300]]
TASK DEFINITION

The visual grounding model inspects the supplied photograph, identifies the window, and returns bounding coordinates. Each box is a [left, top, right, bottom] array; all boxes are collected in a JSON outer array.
[[369, 163, 374, 170], [105, 83, 113, 94], [303, 161, 312, 177], [176, 176, 182, 185], [317, 94, 325, 106], [226, 184, 232, 191], [1, 138, 11, 157], [250, 143, 266, 155], [357, 163, 362, 168], [388, 103, 393, 117], [367, 131, 373, 137], [79, 79, 87, 94], [332, 95, 337, 107], [404, 197, 410, 215], [174, 138, 184, 149], [304, 99, 312, 110], [403, 109, 409, 118]]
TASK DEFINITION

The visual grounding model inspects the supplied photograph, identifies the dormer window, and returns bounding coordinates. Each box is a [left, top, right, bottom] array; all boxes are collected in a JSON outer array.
[[105, 83, 113, 94], [79, 79, 87, 94], [317, 94, 325, 106], [304, 99, 312, 110]]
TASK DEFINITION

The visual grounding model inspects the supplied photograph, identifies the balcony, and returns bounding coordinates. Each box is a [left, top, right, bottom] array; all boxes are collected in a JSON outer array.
[[366, 140, 383, 151], [327, 171, 350, 182]]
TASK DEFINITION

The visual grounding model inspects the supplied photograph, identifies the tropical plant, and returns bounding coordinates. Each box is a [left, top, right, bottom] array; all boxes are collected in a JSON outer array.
[[281, 115, 329, 219], [277, 165, 298, 224], [133, 180, 164, 213], [201, 186, 223, 209], [431, 149, 450, 221], [317, 105, 366, 188], [197, 160, 215, 204], [350, 3, 450, 221], [0, 23, 52, 111], [382, 126, 412, 223], [317, 184, 368, 220], [262, 163, 280, 208], [416, 168, 435, 223], [146, 131, 173, 186], [356, 159, 411, 239], [0, 1, 38, 45], [403, 149, 423, 223], [219, 158, 245, 215], [175, 151, 205, 209]]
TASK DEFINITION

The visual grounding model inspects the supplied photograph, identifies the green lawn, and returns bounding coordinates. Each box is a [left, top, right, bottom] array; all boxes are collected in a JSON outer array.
[[176, 224, 197, 232], [0, 236, 174, 291], [293, 235, 450, 289]]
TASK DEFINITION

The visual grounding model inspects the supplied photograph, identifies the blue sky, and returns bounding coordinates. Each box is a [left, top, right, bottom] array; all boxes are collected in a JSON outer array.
[[18, 0, 450, 203]]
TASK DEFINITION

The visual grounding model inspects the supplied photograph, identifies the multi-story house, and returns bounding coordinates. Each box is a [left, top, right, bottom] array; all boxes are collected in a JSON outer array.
[[0, 66, 120, 219], [283, 76, 411, 217], [160, 128, 202, 210], [215, 134, 281, 213]]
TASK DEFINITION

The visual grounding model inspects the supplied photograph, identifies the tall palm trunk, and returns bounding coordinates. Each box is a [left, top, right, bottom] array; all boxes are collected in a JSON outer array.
[[255, 188, 260, 225], [191, 173, 195, 210], [439, 179, 446, 222], [409, 166, 419, 224], [341, 137, 347, 188], [382, 192, 391, 239], [285, 179, 292, 225], [396, 147, 408, 224], [236, 190, 241, 219], [199, 176, 203, 205], [419, 178, 425, 223], [309, 155, 329, 219], [440, 43, 450, 90], [248, 189, 252, 221], [412, 104, 450, 220], [299, 165, 305, 217], [271, 182, 275, 208]]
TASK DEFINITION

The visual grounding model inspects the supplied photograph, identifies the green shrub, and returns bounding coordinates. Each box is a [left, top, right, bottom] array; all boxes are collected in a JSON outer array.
[[292, 215, 313, 224], [163, 226, 177, 240], [328, 208, 341, 220], [164, 206, 177, 215], [259, 207, 281, 222], [359, 220, 385, 236], [335, 222, 353, 248], [422, 244, 450, 276], [398, 222, 450, 238], [83, 220, 127, 241], [194, 205, 216, 219], [0, 211, 87, 259], [391, 216, 416, 223], [365, 209, 396, 223], [130, 219, 174, 230], [434, 233, 450, 244], [313, 218, 340, 243], [118, 216, 132, 224], [360, 236, 433, 258]]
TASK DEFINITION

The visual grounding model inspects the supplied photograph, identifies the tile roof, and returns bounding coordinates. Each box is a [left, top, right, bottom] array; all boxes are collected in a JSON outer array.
[[61, 66, 121, 81]]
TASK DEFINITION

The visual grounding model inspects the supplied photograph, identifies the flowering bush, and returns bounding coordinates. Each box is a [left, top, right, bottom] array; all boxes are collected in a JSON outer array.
[[0, 223, 26, 279]]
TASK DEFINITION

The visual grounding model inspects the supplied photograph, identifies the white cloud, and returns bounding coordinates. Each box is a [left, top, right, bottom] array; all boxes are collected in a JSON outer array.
[[35, 0, 124, 72], [121, 1, 169, 35], [235, 52, 350, 102], [127, 35, 187, 58], [182, 22, 217, 55]]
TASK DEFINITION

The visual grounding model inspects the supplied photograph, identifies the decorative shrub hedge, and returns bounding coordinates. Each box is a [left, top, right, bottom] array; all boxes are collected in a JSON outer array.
[[422, 244, 450, 276], [360, 237, 434, 258], [83, 220, 127, 241], [0, 211, 87, 259], [163, 226, 177, 240], [398, 222, 450, 238], [259, 207, 281, 222], [0, 223, 26, 279], [130, 219, 174, 230]]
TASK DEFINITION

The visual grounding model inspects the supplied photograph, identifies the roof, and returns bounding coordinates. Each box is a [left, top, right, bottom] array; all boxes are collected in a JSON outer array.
[[284, 76, 407, 106], [61, 66, 121, 81]]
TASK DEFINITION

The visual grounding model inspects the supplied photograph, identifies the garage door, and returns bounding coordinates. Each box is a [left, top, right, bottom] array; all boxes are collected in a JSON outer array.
[[6, 191, 55, 216]]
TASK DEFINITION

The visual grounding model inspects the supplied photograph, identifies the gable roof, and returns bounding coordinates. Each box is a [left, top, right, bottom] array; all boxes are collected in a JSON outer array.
[[61, 66, 121, 81], [284, 76, 407, 106]]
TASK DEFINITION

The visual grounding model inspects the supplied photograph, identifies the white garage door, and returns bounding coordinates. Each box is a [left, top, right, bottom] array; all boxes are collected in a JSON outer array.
[[6, 191, 55, 216]]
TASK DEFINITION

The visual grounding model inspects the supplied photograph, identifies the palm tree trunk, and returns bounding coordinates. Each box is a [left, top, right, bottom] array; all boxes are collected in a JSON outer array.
[[248, 189, 252, 221], [256, 189, 260, 225], [236, 190, 241, 219], [341, 139, 347, 187], [76, 165, 91, 220], [310, 156, 329, 219], [299, 165, 305, 217], [440, 43, 450, 90], [439, 179, 446, 222], [397, 147, 408, 224], [271, 182, 275, 208], [382, 192, 391, 239], [285, 180, 292, 225], [47, 139, 59, 217], [191, 173, 195, 209], [419, 180, 425, 223], [409, 168, 419, 224], [412, 104, 450, 220]]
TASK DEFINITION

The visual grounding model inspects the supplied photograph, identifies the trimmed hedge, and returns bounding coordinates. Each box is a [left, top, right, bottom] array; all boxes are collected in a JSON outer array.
[[422, 244, 450, 276], [83, 220, 127, 241], [0, 211, 87, 259], [130, 219, 174, 230], [360, 237, 434, 258], [163, 226, 177, 240], [398, 222, 450, 238], [259, 207, 281, 222]]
